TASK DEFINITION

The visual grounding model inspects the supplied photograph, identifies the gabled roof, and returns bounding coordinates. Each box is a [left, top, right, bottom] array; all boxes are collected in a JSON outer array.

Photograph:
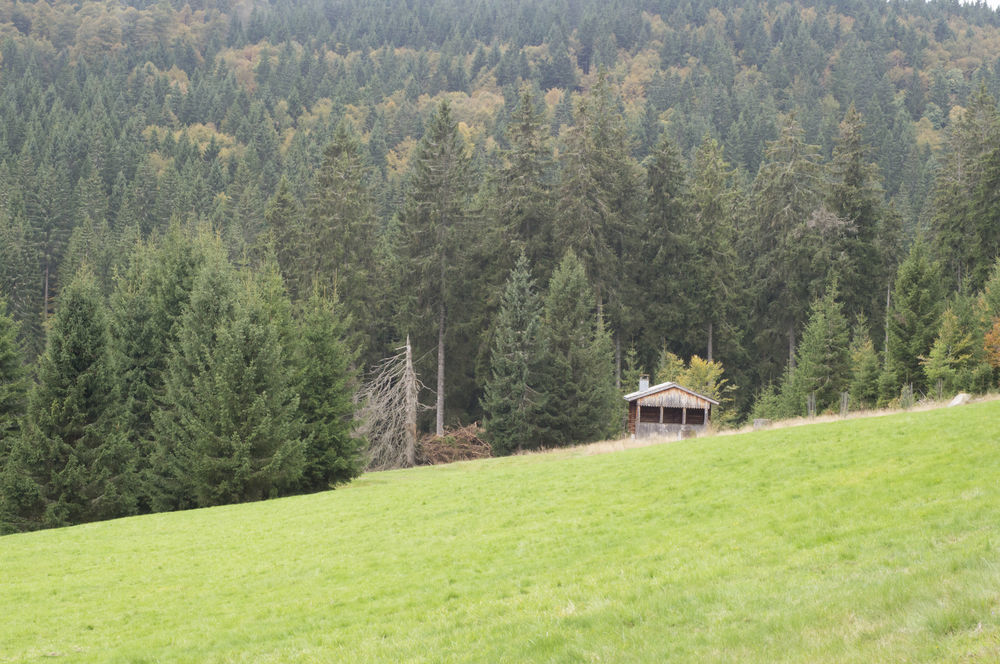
[[622, 381, 720, 405]]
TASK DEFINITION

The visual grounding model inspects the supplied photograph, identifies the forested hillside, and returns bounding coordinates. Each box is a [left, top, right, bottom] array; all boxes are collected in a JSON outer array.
[[3, 0, 1000, 529]]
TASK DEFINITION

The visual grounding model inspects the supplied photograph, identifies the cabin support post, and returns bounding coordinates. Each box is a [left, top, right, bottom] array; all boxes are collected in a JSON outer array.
[[659, 406, 664, 424], [682, 408, 687, 425]]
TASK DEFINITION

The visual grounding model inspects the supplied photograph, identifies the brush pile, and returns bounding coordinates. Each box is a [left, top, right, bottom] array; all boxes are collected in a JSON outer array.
[[417, 424, 492, 465]]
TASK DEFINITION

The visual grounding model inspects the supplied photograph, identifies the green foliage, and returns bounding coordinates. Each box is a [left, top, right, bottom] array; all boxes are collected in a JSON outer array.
[[750, 115, 826, 379], [1, 270, 137, 532], [931, 86, 1000, 291], [848, 317, 881, 409], [492, 89, 556, 283], [620, 343, 644, 396], [109, 226, 210, 511], [922, 295, 992, 396], [294, 291, 364, 492], [0, 298, 26, 449], [885, 240, 946, 396], [400, 100, 479, 433], [534, 251, 619, 447], [554, 72, 644, 330], [826, 104, 891, 321], [654, 348, 686, 385], [482, 254, 547, 455], [153, 244, 305, 509], [790, 285, 851, 413], [655, 350, 737, 428]]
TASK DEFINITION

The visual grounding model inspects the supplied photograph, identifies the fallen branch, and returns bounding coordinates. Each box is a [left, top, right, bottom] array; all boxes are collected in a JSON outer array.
[[416, 423, 492, 465]]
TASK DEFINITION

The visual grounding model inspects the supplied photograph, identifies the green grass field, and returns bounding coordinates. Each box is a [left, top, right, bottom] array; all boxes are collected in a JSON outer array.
[[3, 402, 1000, 663]]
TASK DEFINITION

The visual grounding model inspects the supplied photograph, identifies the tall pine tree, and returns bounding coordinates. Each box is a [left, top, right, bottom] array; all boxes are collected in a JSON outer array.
[[2, 270, 137, 531], [482, 254, 546, 455]]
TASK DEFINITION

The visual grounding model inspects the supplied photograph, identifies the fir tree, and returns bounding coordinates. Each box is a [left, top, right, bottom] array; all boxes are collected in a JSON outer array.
[[826, 104, 889, 320], [848, 317, 881, 409], [482, 254, 546, 455], [884, 240, 946, 398], [750, 115, 826, 378], [554, 72, 644, 334], [0, 297, 26, 455], [153, 256, 305, 509], [790, 285, 851, 413], [2, 270, 137, 531], [493, 89, 556, 283], [399, 100, 477, 436], [534, 251, 619, 447], [294, 291, 364, 492]]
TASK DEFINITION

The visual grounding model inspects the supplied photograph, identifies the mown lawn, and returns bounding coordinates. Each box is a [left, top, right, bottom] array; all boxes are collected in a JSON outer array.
[[3, 401, 1000, 663]]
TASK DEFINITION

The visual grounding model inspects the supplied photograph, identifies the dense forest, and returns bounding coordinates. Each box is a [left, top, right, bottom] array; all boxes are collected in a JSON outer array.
[[4, 0, 1000, 530]]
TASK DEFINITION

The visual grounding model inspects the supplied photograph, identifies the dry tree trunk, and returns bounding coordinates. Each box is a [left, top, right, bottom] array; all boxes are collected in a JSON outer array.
[[436, 303, 445, 437], [357, 336, 421, 471]]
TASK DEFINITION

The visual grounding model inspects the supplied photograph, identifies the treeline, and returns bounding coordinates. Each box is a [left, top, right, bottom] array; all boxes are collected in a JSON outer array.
[[0, 228, 363, 533], [3, 0, 1000, 527]]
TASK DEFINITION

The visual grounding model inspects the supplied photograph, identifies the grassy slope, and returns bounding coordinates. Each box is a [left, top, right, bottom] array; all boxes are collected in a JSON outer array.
[[3, 402, 1000, 663]]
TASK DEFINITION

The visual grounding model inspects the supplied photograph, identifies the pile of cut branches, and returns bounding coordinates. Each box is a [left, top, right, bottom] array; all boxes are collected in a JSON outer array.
[[416, 424, 492, 466]]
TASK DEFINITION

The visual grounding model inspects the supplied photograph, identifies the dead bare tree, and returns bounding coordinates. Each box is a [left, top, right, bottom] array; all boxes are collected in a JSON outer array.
[[357, 336, 421, 471]]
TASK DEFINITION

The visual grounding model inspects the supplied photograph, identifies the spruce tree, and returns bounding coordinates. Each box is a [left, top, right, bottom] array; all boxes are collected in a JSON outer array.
[[2, 270, 136, 531], [0, 298, 26, 452], [493, 89, 556, 283], [848, 317, 881, 409], [790, 285, 851, 413], [826, 104, 889, 320], [641, 133, 692, 362], [110, 227, 209, 511], [153, 254, 305, 509], [399, 100, 476, 436], [922, 294, 992, 395], [688, 136, 742, 362], [750, 115, 826, 379], [554, 72, 644, 335], [884, 241, 946, 397], [294, 291, 364, 492], [534, 251, 619, 447], [482, 254, 546, 455], [922, 308, 977, 396]]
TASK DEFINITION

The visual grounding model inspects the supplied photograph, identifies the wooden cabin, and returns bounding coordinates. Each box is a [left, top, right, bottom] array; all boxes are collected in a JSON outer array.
[[624, 377, 719, 439]]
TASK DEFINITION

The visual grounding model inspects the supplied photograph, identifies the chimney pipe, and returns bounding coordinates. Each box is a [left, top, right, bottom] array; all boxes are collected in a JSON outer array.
[[639, 374, 650, 391]]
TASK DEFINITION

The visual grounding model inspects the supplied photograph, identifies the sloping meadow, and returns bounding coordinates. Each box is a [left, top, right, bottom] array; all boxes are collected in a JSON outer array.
[[3, 402, 1000, 662]]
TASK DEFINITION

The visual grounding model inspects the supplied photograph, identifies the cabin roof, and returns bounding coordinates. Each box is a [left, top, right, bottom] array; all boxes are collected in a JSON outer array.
[[622, 381, 720, 405]]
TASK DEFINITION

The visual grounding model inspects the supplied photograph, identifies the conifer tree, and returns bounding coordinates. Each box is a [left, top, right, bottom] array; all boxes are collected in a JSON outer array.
[[2, 270, 137, 531], [884, 241, 946, 397], [641, 133, 691, 361], [294, 291, 364, 492], [826, 104, 889, 320], [493, 89, 556, 283], [848, 317, 881, 409], [554, 72, 644, 335], [931, 86, 1000, 290], [620, 343, 644, 396], [750, 115, 826, 378], [153, 256, 305, 509], [922, 294, 992, 395], [301, 119, 379, 318], [534, 251, 619, 446], [482, 254, 546, 455], [0, 298, 26, 454], [400, 100, 476, 436], [922, 308, 977, 396], [688, 136, 742, 362], [789, 285, 851, 413], [110, 227, 210, 510]]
